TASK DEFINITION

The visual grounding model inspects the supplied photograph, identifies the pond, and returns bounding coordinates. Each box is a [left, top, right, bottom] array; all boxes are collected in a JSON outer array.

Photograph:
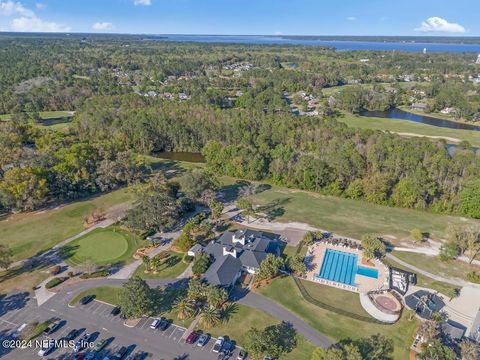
[[360, 108, 480, 131], [154, 151, 205, 163]]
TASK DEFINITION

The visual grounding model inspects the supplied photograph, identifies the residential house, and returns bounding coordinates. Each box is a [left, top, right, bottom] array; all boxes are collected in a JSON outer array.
[[411, 103, 427, 112]]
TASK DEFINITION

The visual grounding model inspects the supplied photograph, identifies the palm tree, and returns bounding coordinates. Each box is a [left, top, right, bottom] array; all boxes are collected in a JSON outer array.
[[173, 298, 195, 320], [142, 256, 151, 273], [151, 257, 161, 274], [187, 278, 207, 301], [199, 307, 221, 329], [206, 286, 228, 310]]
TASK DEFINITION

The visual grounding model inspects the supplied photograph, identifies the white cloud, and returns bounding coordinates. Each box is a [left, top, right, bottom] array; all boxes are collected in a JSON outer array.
[[35, 3, 46, 10], [0, 1, 33, 17], [346, 16, 356, 21], [92, 22, 113, 31], [415, 17, 466, 33], [11, 16, 70, 32], [134, 0, 151, 5], [0, 0, 70, 32]]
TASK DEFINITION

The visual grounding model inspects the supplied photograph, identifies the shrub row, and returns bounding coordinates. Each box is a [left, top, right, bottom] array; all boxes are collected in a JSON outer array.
[[79, 270, 109, 279], [45, 277, 68, 289]]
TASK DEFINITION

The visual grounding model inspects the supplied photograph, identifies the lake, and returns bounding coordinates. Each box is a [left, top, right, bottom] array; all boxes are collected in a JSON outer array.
[[360, 109, 480, 131], [147, 35, 480, 53], [155, 151, 205, 163]]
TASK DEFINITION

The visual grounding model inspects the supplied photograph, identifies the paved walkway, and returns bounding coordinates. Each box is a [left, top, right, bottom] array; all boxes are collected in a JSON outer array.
[[177, 263, 193, 279], [358, 294, 399, 323], [108, 230, 181, 280], [10, 218, 115, 270], [234, 289, 332, 348]]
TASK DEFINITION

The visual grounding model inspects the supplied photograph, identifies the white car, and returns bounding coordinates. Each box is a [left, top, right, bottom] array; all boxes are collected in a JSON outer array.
[[37, 342, 54, 356], [212, 336, 224, 353], [150, 319, 160, 329]]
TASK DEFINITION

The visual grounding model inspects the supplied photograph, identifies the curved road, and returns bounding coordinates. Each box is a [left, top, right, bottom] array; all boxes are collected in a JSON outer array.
[[42, 277, 332, 349]]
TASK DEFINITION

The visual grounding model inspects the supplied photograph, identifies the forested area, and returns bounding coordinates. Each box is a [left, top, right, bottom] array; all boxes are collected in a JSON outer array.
[[1, 34, 480, 217]]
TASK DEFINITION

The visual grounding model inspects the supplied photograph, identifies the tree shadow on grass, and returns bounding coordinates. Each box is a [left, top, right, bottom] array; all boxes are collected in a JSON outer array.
[[220, 302, 238, 323], [147, 159, 188, 179], [0, 245, 75, 285]]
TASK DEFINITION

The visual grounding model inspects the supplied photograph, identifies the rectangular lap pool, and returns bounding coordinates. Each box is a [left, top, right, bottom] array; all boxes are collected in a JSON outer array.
[[317, 249, 378, 286]]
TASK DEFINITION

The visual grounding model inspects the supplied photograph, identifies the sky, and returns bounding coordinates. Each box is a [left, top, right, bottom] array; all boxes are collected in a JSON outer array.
[[0, 0, 479, 36]]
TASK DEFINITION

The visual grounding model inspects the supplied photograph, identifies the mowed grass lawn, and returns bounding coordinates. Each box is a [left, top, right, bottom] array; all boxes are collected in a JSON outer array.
[[134, 251, 189, 279], [391, 251, 480, 282], [258, 277, 418, 360], [200, 304, 316, 360], [0, 111, 73, 120], [64, 227, 139, 266], [0, 188, 134, 262], [249, 184, 480, 242], [70, 286, 123, 306], [336, 112, 480, 147]]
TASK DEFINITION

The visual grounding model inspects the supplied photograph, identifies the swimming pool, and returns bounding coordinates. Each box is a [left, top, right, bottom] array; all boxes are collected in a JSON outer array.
[[317, 249, 378, 286], [357, 265, 379, 279]]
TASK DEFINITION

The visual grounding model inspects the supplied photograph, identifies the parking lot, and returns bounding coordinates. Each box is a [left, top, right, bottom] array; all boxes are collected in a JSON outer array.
[[0, 296, 245, 359]]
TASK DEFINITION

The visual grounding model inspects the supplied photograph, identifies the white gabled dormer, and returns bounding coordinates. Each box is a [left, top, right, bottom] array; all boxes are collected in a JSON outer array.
[[232, 230, 246, 245], [223, 246, 238, 258]]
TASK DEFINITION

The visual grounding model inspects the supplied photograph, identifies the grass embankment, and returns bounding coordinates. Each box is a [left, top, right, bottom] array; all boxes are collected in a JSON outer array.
[[248, 184, 480, 242], [336, 113, 480, 147], [258, 277, 418, 360], [134, 251, 189, 279], [0, 188, 134, 262], [64, 227, 139, 266], [391, 251, 480, 283], [200, 303, 315, 360]]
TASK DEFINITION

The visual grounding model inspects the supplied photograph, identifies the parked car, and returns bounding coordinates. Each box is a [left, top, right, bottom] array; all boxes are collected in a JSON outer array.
[[37, 342, 54, 356], [113, 346, 128, 360], [80, 295, 94, 305], [157, 317, 169, 330], [43, 318, 62, 335], [130, 351, 148, 360], [111, 306, 121, 316], [220, 339, 234, 356], [74, 333, 91, 352], [186, 331, 199, 344], [237, 349, 247, 360], [84, 352, 96, 360], [150, 319, 160, 329], [64, 329, 79, 341], [197, 333, 210, 347], [213, 336, 224, 353], [94, 339, 108, 352]]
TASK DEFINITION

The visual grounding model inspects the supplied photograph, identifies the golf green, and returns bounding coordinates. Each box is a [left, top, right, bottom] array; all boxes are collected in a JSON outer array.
[[68, 229, 130, 265]]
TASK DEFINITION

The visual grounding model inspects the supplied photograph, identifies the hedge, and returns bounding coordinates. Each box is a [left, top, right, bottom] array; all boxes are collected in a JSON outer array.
[[45, 277, 67, 289]]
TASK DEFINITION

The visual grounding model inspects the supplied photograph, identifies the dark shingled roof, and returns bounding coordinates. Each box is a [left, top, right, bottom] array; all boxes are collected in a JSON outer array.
[[202, 230, 280, 286], [442, 321, 466, 341], [405, 290, 445, 320], [203, 254, 242, 287]]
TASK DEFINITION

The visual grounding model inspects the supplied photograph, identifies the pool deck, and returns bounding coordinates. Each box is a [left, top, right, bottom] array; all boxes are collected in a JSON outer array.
[[305, 242, 388, 294]]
